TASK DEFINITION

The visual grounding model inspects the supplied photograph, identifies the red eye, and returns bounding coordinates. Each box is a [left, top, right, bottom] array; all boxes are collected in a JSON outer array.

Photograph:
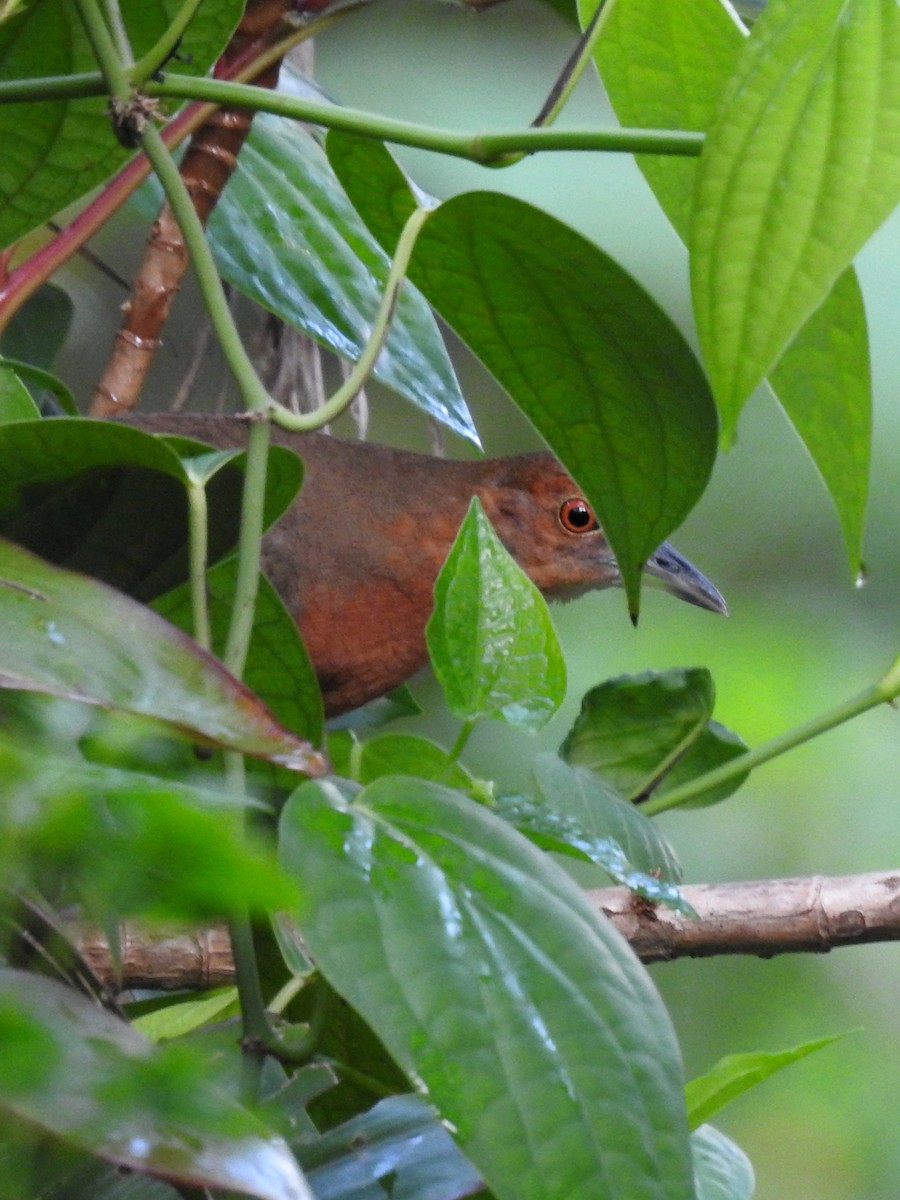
[[559, 497, 599, 534]]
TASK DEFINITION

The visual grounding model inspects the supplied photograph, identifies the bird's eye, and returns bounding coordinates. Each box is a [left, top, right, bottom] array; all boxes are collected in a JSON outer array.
[[559, 497, 599, 533]]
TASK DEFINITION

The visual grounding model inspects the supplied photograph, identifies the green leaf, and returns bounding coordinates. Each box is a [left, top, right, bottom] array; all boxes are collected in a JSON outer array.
[[768, 267, 871, 572], [297, 1094, 483, 1200], [0, 283, 73, 372], [154, 556, 324, 746], [0, 969, 312, 1200], [501, 751, 684, 891], [0, 739, 298, 920], [685, 1033, 847, 1130], [0, 417, 302, 602], [0, 0, 243, 247], [560, 668, 748, 805], [279, 776, 695, 1200], [206, 115, 474, 444], [0, 536, 324, 773], [690, 0, 900, 423], [594, 0, 871, 570], [692, 1125, 755, 1200], [132, 989, 240, 1042], [0, 362, 39, 421], [327, 133, 718, 614], [426, 496, 566, 731], [328, 730, 474, 790]]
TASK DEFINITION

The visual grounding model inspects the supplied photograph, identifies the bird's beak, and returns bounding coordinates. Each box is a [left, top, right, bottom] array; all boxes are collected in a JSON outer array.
[[644, 541, 728, 615]]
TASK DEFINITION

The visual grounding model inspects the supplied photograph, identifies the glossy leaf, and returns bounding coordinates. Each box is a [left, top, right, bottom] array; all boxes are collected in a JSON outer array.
[[690, 0, 900, 424], [692, 1125, 755, 1200], [0, 0, 243, 247], [154, 556, 324, 746], [685, 1034, 846, 1130], [0, 417, 303, 602], [297, 1094, 483, 1200], [327, 132, 718, 614], [594, 0, 871, 569], [426, 497, 566, 731], [509, 750, 684, 886], [0, 969, 311, 1200], [0, 537, 325, 773], [206, 115, 474, 444], [560, 668, 748, 805], [280, 776, 695, 1200]]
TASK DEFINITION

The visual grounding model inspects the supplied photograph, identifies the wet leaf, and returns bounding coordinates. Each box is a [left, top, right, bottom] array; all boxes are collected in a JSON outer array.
[[0, 969, 311, 1200], [280, 776, 695, 1200], [0, 537, 325, 773], [426, 497, 566, 731]]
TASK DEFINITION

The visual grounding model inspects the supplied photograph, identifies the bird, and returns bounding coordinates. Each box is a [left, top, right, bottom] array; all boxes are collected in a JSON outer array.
[[116, 413, 726, 717]]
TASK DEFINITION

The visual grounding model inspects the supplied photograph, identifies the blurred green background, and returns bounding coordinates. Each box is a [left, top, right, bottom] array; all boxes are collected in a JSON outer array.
[[50, 2, 900, 1196]]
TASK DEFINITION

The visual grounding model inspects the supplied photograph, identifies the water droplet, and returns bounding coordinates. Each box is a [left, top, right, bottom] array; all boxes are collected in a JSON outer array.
[[855, 563, 868, 590], [43, 620, 65, 646]]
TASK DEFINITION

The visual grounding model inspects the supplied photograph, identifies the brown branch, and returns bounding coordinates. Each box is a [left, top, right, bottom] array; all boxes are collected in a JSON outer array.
[[89, 0, 297, 416], [592, 870, 900, 961], [67, 871, 900, 992]]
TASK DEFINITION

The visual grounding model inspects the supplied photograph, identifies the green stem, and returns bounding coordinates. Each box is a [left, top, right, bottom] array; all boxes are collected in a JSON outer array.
[[144, 75, 703, 160], [101, 0, 134, 67], [643, 661, 900, 816], [268, 204, 433, 433], [138, 122, 272, 413], [448, 720, 476, 765], [185, 477, 211, 652], [222, 420, 271, 678], [129, 0, 205, 84], [73, 0, 131, 101], [532, 0, 610, 129]]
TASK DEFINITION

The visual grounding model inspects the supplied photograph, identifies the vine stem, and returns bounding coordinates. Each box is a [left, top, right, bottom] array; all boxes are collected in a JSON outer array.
[[268, 204, 434, 432], [643, 657, 900, 815]]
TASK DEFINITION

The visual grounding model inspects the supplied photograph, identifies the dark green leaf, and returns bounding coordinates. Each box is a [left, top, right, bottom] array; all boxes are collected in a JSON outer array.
[[0, 283, 73, 372], [595, 0, 871, 569], [0, 0, 243, 247], [297, 1094, 483, 1200], [280, 776, 695, 1200], [0, 969, 311, 1200], [154, 556, 324, 746], [560, 669, 747, 805], [327, 133, 718, 613], [685, 1034, 846, 1130], [692, 1125, 755, 1200], [207, 115, 474, 444], [690, 0, 900, 423], [0, 417, 302, 601], [426, 497, 566, 730], [0, 537, 324, 772]]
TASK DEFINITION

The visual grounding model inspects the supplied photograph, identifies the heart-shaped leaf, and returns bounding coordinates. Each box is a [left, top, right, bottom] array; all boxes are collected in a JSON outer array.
[[427, 497, 566, 731], [280, 775, 695, 1200]]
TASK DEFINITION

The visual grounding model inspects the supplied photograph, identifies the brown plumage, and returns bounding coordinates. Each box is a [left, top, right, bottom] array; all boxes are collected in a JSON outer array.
[[118, 414, 725, 716]]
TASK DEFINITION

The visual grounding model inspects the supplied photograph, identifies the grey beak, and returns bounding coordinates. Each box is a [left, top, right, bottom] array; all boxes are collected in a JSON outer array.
[[645, 540, 728, 615]]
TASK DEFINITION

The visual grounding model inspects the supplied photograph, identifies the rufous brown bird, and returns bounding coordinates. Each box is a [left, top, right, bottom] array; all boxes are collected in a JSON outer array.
[[118, 414, 726, 717]]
